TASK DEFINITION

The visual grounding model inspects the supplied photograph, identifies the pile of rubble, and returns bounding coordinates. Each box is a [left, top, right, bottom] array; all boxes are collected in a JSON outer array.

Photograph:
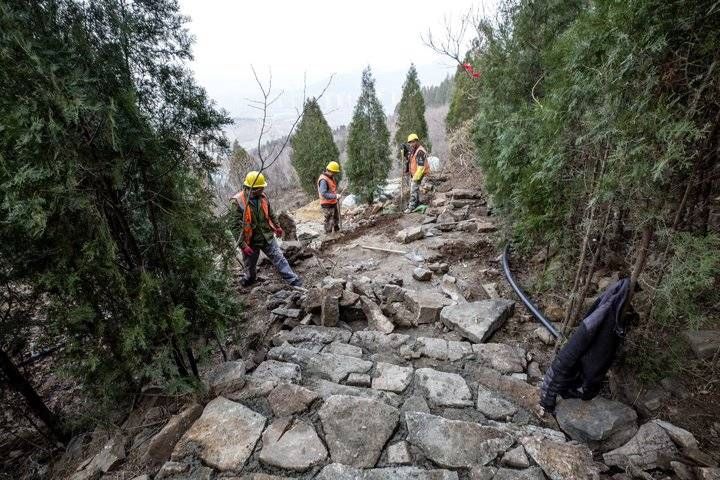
[[66, 268, 719, 479]]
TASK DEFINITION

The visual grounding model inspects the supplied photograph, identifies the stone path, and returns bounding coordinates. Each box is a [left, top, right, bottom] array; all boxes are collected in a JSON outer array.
[[73, 185, 719, 480]]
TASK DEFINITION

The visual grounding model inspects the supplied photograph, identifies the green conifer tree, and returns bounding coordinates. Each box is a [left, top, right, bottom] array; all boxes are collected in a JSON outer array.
[[0, 0, 239, 418], [394, 64, 431, 151], [346, 67, 391, 204], [229, 140, 252, 190], [291, 98, 340, 196]]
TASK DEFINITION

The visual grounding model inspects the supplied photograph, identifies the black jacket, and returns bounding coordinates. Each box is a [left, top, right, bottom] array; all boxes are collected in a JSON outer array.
[[540, 279, 632, 411]]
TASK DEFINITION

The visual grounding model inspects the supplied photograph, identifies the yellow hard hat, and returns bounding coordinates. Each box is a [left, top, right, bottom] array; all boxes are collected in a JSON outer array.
[[326, 161, 341, 173], [407, 133, 419, 142], [243, 171, 267, 188]]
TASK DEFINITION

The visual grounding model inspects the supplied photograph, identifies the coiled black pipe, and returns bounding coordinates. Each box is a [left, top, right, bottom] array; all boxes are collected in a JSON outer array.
[[501, 244, 563, 339]]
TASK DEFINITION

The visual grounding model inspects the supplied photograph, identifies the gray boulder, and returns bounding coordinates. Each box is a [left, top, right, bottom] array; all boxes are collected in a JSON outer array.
[[414, 368, 472, 407], [472, 343, 527, 374], [306, 378, 402, 407], [476, 385, 518, 421], [272, 324, 351, 345], [520, 435, 600, 480], [396, 226, 425, 243], [555, 397, 638, 451], [602, 421, 678, 471], [318, 395, 399, 467], [267, 383, 318, 417], [405, 412, 514, 468], [252, 360, 301, 383], [206, 360, 246, 395], [267, 343, 372, 383], [172, 397, 265, 471], [372, 362, 414, 393], [440, 300, 515, 343], [259, 418, 327, 471], [500, 445, 530, 468], [143, 404, 203, 464]]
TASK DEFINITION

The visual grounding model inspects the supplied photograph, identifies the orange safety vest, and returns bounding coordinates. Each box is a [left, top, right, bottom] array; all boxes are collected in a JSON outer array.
[[409, 145, 430, 176], [317, 173, 338, 206], [231, 191, 277, 246]]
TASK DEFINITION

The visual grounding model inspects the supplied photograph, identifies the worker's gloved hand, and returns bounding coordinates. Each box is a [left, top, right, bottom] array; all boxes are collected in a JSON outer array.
[[412, 166, 425, 182], [241, 246, 254, 256], [274, 227, 284, 238]]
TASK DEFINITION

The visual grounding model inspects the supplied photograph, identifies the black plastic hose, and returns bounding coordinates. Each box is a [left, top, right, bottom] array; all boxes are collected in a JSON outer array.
[[501, 244, 562, 339]]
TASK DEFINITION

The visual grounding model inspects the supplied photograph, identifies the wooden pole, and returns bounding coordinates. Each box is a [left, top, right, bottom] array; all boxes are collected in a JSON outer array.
[[359, 245, 408, 255]]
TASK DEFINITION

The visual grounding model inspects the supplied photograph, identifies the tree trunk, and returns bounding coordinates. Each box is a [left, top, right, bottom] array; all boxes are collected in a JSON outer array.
[[0, 348, 68, 443], [628, 224, 653, 306]]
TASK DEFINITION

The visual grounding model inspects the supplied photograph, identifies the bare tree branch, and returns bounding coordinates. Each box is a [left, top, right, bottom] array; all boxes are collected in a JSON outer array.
[[245, 69, 335, 182], [422, 8, 476, 67]]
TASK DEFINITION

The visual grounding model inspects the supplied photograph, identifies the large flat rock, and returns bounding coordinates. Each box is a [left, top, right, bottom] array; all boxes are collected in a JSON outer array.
[[259, 418, 327, 471], [415, 368, 472, 407], [267, 343, 372, 383], [350, 331, 412, 352], [252, 360, 302, 383], [440, 300, 515, 343], [143, 403, 203, 464], [206, 360, 246, 395], [476, 385, 518, 420], [267, 383, 318, 417], [372, 362, 413, 393], [555, 397, 637, 451], [171, 396, 265, 471], [305, 378, 402, 407], [404, 290, 455, 325], [520, 435, 600, 480], [402, 337, 474, 362], [272, 325, 352, 346], [465, 365, 539, 412], [602, 421, 678, 471], [406, 412, 514, 468], [318, 395, 400, 467], [472, 343, 527, 374]]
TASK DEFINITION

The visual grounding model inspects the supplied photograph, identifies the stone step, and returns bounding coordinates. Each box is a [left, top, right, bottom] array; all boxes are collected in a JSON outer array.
[[272, 324, 352, 346], [305, 377, 403, 407], [267, 343, 372, 384]]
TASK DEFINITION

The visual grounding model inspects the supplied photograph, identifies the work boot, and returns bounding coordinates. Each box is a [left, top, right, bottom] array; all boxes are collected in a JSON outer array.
[[404, 208, 413, 214], [290, 279, 303, 287], [240, 277, 255, 287]]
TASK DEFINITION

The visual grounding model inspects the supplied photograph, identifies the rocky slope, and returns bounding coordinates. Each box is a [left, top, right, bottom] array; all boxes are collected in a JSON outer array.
[[62, 178, 719, 480]]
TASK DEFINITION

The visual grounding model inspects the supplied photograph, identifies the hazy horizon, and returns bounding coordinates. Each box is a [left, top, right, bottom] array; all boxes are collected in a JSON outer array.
[[178, 0, 497, 144]]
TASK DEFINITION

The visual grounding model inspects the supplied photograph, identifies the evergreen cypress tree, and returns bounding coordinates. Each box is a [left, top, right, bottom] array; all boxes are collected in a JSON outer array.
[[229, 140, 252, 190], [291, 98, 340, 197], [0, 0, 239, 418], [394, 64, 431, 151], [346, 67, 391, 204]]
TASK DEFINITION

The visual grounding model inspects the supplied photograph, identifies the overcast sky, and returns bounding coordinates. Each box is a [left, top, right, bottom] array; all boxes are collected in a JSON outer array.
[[178, 0, 495, 139]]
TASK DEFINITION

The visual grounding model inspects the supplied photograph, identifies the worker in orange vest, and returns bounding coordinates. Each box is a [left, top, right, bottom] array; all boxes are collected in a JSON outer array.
[[230, 171, 302, 287], [404, 133, 430, 213], [317, 161, 342, 233]]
